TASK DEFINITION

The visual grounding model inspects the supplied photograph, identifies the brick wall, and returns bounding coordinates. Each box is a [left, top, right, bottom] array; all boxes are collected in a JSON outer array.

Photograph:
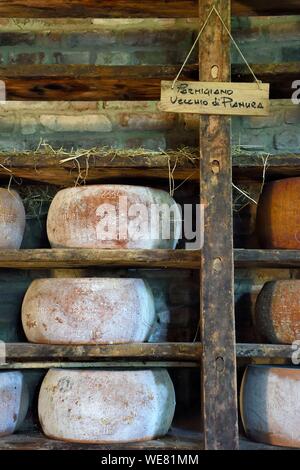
[[0, 99, 299, 154]]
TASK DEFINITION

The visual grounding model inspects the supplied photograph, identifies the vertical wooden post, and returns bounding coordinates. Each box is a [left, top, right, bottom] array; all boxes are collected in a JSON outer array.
[[199, 0, 239, 450]]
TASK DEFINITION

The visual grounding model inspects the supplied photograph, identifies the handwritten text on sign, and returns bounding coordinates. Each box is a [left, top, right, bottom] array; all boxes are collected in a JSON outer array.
[[160, 80, 270, 116]]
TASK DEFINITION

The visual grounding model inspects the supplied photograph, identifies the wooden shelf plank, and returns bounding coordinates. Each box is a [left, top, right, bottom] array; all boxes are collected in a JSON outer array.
[[0, 430, 202, 451], [0, 248, 201, 269], [236, 343, 295, 359], [1, 249, 300, 270], [235, 249, 300, 268], [0, 1, 298, 18], [233, 154, 300, 180], [0, 63, 295, 100], [0, 149, 198, 185], [1, 150, 300, 185], [3, 342, 201, 362]]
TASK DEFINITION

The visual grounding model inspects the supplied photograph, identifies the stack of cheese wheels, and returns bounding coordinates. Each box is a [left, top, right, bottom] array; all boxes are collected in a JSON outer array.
[[38, 369, 176, 443], [0, 189, 25, 249], [47, 185, 181, 249], [256, 177, 300, 249], [241, 365, 300, 448], [22, 278, 156, 344], [255, 280, 300, 344], [0, 372, 29, 437]]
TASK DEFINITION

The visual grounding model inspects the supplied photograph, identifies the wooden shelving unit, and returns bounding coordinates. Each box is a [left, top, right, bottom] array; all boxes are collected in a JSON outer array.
[[0, 0, 298, 451]]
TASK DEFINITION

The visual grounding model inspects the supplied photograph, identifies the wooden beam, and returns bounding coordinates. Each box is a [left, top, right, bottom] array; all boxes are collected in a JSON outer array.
[[233, 154, 300, 180], [0, 361, 199, 369], [3, 342, 201, 362], [199, 0, 238, 450], [0, 1, 298, 18], [2, 248, 300, 271], [0, 249, 201, 269], [0, 431, 202, 451], [0, 63, 295, 100], [235, 249, 300, 268], [236, 343, 295, 360], [2, 150, 300, 185], [0, 149, 198, 185]]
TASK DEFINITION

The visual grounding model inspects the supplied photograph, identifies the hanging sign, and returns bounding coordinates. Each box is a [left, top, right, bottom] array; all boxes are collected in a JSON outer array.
[[160, 80, 270, 116], [160, 6, 270, 117]]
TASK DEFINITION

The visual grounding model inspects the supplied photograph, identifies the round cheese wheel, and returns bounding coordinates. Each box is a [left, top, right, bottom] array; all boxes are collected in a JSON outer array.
[[38, 369, 176, 443], [47, 185, 181, 249], [255, 280, 300, 344], [0, 372, 29, 437], [241, 366, 300, 448], [22, 278, 156, 344], [0, 189, 25, 249], [256, 177, 300, 249]]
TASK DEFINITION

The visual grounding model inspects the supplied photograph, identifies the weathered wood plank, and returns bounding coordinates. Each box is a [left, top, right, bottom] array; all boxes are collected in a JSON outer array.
[[0, 431, 202, 451], [0, 63, 295, 100], [1, 249, 300, 270], [236, 343, 296, 360], [0, 249, 201, 269], [1, 150, 300, 185], [0, 149, 198, 184], [3, 342, 201, 362], [0, 361, 199, 369], [0, 0, 298, 18], [199, 0, 238, 451], [235, 249, 300, 268], [233, 154, 300, 180]]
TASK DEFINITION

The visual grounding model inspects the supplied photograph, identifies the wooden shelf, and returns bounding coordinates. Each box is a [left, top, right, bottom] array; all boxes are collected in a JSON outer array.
[[2, 150, 300, 186], [233, 154, 300, 181], [2, 343, 200, 363], [0, 430, 202, 451], [0, 248, 200, 269], [0, 63, 295, 100], [235, 249, 300, 268], [0, 149, 198, 185], [236, 343, 295, 360], [0, 431, 293, 450], [1, 249, 300, 270], [0, 0, 298, 18], [0, 343, 294, 368]]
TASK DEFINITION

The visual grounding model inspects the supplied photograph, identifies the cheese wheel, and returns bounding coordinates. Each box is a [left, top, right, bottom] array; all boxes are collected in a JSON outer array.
[[0, 372, 29, 437], [255, 280, 300, 344], [38, 369, 176, 443], [256, 177, 300, 249], [47, 185, 181, 249], [0, 189, 25, 249], [241, 366, 300, 448], [22, 278, 156, 344]]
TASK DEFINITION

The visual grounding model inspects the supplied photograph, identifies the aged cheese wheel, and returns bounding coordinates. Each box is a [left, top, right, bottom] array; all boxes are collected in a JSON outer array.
[[255, 280, 300, 344], [0, 372, 29, 437], [256, 177, 300, 249], [47, 185, 181, 249], [22, 278, 156, 344], [0, 189, 25, 249], [241, 366, 300, 448], [38, 369, 176, 443]]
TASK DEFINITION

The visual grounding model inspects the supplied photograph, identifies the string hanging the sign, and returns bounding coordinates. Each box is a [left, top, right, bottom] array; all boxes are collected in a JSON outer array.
[[172, 5, 262, 90]]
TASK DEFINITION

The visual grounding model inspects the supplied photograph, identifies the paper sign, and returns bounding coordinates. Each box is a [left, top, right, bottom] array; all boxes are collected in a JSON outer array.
[[160, 80, 270, 116]]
